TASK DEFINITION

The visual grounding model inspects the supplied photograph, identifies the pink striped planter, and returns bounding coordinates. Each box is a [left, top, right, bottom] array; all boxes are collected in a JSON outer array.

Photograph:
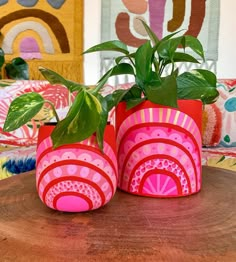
[[116, 100, 202, 198], [36, 124, 117, 212]]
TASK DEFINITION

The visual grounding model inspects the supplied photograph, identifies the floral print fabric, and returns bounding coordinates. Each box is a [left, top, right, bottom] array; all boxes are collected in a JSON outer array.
[[0, 80, 71, 147], [217, 79, 236, 147], [202, 79, 236, 147]]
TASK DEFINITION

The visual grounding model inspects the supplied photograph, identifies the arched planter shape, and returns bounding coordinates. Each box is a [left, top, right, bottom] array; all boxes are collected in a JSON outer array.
[[36, 124, 118, 212], [116, 100, 202, 198]]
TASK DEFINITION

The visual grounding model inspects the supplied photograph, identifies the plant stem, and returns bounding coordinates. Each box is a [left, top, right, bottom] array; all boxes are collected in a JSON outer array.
[[171, 60, 175, 74], [44, 100, 60, 122], [91, 84, 102, 95], [127, 56, 135, 68]]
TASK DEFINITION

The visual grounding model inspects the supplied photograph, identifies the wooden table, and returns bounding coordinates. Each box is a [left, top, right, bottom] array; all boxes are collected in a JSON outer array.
[[0, 166, 235, 261]]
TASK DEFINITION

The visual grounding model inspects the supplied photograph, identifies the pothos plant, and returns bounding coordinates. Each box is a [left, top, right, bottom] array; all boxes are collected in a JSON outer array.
[[3, 66, 121, 151], [83, 20, 219, 109], [3, 20, 219, 151], [0, 47, 29, 82]]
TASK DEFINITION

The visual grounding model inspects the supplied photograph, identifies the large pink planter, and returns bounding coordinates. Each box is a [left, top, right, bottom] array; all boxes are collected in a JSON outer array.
[[36, 125, 117, 212], [116, 100, 202, 198]]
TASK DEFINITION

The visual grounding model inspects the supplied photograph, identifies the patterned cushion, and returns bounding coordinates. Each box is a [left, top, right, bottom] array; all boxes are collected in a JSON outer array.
[[0, 145, 36, 179], [216, 80, 236, 147], [0, 80, 71, 147], [202, 102, 222, 146], [202, 146, 236, 171], [202, 79, 236, 147]]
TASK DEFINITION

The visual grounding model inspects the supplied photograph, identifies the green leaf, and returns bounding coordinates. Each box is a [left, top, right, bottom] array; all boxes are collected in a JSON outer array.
[[157, 36, 183, 60], [51, 90, 102, 148], [115, 56, 125, 64], [0, 48, 5, 70], [93, 69, 114, 95], [163, 52, 200, 66], [3, 92, 45, 132], [177, 69, 219, 104], [195, 69, 217, 86], [216, 156, 225, 164], [109, 63, 134, 77], [39, 67, 85, 93], [160, 30, 184, 42], [94, 63, 134, 94], [135, 41, 153, 85], [115, 53, 135, 64], [5, 57, 29, 80], [139, 19, 159, 45], [96, 94, 109, 151], [153, 31, 184, 59], [83, 40, 129, 55], [105, 89, 130, 112], [126, 97, 146, 110], [122, 84, 143, 101], [183, 35, 205, 60], [145, 73, 178, 107], [105, 85, 144, 111]]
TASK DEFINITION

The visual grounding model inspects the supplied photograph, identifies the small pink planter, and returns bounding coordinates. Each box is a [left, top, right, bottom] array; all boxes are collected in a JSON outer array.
[[36, 125, 117, 212], [116, 100, 202, 198]]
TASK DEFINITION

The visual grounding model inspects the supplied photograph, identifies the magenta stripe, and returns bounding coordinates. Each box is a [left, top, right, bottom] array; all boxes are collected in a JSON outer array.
[[148, 0, 167, 39]]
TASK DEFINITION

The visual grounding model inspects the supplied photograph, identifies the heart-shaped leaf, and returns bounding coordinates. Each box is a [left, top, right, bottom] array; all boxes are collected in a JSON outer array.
[[145, 73, 178, 107], [3, 92, 44, 132], [177, 69, 218, 104], [51, 90, 102, 148]]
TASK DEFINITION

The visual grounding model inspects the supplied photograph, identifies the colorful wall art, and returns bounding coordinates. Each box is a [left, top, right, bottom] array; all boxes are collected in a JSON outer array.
[[101, 0, 220, 61], [0, 0, 83, 82]]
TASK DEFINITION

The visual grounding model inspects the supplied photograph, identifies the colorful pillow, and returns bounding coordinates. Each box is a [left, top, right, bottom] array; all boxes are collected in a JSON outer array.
[[0, 80, 71, 147], [202, 146, 236, 171], [202, 103, 222, 146], [202, 79, 236, 147], [217, 80, 236, 147], [218, 79, 236, 88], [0, 145, 36, 179]]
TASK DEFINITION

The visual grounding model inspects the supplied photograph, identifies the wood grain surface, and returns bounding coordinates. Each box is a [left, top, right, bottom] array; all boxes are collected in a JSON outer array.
[[0, 166, 235, 261]]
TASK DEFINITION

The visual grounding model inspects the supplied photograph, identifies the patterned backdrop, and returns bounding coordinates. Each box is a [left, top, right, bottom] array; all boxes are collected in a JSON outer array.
[[0, 0, 84, 82], [102, 0, 220, 59], [101, 0, 220, 83]]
